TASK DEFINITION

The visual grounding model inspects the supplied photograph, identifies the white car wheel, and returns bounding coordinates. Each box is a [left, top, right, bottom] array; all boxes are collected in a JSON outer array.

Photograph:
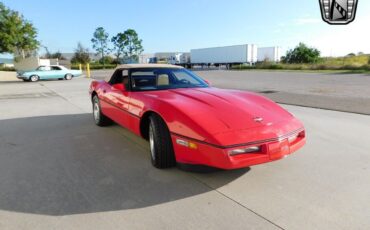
[[30, 75, 39, 82], [92, 96, 112, 126], [65, 74, 73, 80], [149, 125, 156, 161]]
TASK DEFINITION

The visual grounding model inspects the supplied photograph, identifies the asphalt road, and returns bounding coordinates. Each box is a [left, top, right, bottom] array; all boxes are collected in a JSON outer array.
[[0, 77, 370, 229], [91, 69, 370, 114]]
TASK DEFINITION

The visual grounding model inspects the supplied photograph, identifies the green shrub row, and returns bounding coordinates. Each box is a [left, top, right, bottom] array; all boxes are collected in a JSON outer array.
[[0, 66, 16, 71], [71, 64, 117, 70]]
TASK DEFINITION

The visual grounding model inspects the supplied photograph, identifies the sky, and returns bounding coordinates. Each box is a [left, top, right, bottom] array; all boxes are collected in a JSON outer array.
[[1, 0, 370, 58]]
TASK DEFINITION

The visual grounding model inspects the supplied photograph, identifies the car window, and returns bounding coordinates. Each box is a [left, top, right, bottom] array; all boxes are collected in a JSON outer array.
[[51, 66, 62, 70], [109, 69, 129, 87], [37, 66, 51, 71], [131, 71, 157, 89], [172, 71, 201, 85]]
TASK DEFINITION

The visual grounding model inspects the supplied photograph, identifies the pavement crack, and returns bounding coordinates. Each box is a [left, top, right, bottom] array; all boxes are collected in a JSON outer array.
[[39, 83, 87, 112], [189, 175, 285, 230]]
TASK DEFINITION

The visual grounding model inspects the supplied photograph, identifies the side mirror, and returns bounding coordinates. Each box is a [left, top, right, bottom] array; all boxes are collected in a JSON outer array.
[[112, 83, 126, 91]]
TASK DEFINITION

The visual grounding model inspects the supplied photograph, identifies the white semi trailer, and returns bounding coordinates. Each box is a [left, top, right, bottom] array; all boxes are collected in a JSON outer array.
[[190, 44, 258, 68], [168, 53, 191, 66], [257, 46, 282, 62]]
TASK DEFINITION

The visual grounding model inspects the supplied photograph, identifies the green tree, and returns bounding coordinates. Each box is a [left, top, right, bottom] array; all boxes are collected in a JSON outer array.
[[111, 32, 125, 62], [0, 2, 39, 58], [99, 56, 114, 65], [91, 27, 110, 67], [50, 51, 66, 60], [283, 43, 320, 64], [112, 29, 143, 63], [42, 48, 66, 60], [71, 42, 90, 64]]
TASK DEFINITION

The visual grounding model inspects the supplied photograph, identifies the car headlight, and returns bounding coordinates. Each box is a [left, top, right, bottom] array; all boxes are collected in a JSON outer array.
[[229, 146, 261, 156]]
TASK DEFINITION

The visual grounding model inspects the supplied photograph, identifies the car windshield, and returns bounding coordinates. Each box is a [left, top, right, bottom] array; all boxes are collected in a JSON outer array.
[[130, 68, 208, 91]]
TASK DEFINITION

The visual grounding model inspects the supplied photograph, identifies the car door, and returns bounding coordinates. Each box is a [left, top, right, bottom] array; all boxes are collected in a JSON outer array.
[[102, 69, 132, 128], [50, 66, 64, 79], [36, 66, 51, 79]]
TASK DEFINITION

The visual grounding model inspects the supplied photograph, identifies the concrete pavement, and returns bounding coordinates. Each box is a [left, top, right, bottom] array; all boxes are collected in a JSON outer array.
[[0, 77, 370, 229]]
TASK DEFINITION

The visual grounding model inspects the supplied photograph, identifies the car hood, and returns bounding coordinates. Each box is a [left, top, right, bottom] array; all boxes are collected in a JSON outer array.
[[142, 87, 297, 144], [20, 70, 40, 75]]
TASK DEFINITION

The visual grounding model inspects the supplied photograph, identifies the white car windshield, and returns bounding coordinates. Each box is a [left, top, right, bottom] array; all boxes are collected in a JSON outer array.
[[130, 68, 208, 91]]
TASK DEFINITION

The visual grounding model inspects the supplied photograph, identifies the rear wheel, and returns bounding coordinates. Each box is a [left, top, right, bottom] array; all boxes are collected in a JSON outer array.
[[29, 75, 39, 82], [149, 114, 176, 168], [92, 95, 112, 126], [64, 74, 73, 80]]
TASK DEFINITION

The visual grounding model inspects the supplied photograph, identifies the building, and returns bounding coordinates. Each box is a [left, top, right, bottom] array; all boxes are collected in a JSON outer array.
[[0, 58, 14, 68], [138, 53, 155, 64]]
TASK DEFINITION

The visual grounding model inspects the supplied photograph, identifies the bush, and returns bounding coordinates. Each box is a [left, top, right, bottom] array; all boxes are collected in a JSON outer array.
[[284, 42, 320, 64], [0, 66, 15, 71], [71, 64, 117, 70], [255, 61, 284, 69], [90, 64, 117, 69], [231, 64, 256, 70], [267, 64, 283, 69]]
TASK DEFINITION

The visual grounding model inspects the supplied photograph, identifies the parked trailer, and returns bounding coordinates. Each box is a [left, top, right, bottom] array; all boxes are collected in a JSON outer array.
[[168, 53, 191, 68], [190, 44, 257, 68], [257, 46, 282, 62]]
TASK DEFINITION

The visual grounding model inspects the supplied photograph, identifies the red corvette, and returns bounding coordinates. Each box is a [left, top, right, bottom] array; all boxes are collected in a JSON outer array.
[[89, 64, 305, 169]]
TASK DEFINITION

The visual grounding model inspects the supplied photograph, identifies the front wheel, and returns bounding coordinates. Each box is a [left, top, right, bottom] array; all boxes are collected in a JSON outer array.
[[92, 96, 112, 126], [149, 114, 176, 168], [29, 75, 39, 82]]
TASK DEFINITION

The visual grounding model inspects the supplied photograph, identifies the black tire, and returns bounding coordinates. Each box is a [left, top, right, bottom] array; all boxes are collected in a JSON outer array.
[[149, 114, 176, 168], [64, 74, 73, 80], [92, 95, 112, 126], [29, 75, 39, 82], [22, 79, 29, 82]]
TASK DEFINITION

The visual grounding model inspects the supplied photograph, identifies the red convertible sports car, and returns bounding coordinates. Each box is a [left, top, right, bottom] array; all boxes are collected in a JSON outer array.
[[89, 64, 305, 169]]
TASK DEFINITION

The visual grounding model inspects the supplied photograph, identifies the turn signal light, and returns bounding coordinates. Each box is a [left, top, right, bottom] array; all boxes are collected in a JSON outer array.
[[176, 139, 198, 149]]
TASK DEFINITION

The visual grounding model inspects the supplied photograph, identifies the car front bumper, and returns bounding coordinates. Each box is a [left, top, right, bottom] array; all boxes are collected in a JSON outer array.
[[171, 129, 306, 170], [16, 75, 28, 80]]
